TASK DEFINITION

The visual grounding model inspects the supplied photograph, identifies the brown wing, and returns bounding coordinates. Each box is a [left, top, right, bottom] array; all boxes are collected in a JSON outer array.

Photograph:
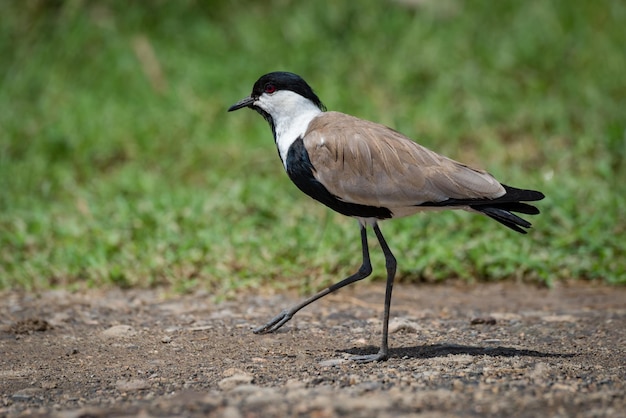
[[303, 112, 505, 208]]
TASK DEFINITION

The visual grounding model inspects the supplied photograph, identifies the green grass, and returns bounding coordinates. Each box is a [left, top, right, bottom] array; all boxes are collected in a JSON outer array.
[[1, 0, 625, 292]]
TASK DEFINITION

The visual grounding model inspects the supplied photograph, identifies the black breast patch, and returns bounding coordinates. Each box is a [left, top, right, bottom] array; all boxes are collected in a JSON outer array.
[[285, 137, 392, 219]]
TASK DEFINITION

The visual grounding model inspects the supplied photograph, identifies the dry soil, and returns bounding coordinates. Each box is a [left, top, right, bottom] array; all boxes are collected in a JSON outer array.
[[1, 282, 625, 417]]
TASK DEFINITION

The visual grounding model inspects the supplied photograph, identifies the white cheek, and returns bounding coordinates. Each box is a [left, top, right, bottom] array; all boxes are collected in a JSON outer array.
[[260, 91, 322, 168]]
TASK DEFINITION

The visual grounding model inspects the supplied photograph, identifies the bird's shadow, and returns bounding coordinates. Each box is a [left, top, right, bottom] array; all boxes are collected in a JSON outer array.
[[341, 344, 575, 360]]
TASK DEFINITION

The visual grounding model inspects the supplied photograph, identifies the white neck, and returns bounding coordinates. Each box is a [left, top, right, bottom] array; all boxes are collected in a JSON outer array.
[[255, 90, 323, 168]]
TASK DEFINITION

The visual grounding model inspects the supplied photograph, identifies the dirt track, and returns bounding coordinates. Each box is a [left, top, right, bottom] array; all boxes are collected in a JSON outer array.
[[1, 282, 625, 417]]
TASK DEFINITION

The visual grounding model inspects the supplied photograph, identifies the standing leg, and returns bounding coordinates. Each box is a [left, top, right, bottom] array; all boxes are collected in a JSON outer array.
[[254, 223, 373, 334], [350, 222, 397, 362]]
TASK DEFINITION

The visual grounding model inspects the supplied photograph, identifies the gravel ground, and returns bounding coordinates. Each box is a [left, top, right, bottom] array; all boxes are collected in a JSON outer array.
[[1, 282, 625, 417]]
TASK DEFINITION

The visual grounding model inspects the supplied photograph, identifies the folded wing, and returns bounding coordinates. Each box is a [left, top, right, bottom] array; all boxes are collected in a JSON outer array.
[[304, 112, 506, 209]]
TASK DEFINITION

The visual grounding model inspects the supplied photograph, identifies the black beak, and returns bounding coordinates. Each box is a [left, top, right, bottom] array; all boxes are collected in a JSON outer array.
[[228, 96, 255, 112]]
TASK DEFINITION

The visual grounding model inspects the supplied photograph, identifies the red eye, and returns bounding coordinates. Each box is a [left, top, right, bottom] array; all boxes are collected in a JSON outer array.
[[264, 83, 276, 94]]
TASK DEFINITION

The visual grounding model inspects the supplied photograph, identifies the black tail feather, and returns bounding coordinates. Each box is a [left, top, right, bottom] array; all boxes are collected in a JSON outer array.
[[499, 184, 545, 203], [474, 206, 531, 234], [417, 183, 545, 234], [485, 201, 540, 215], [469, 184, 544, 234]]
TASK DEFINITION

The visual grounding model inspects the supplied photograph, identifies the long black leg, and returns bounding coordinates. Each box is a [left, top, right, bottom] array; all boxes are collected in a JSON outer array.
[[350, 222, 397, 363], [253, 224, 373, 334]]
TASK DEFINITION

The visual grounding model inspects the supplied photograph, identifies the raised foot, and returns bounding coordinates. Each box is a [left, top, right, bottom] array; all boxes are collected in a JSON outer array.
[[253, 309, 293, 334]]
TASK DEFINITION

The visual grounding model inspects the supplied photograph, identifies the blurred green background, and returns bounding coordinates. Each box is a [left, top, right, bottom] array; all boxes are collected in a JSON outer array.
[[1, 0, 625, 293]]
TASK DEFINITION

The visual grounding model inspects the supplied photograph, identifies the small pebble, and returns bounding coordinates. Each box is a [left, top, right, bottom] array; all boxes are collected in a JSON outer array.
[[470, 317, 497, 325], [115, 379, 150, 391], [542, 314, 577, 322], [218, 373, 254, 391], [11, 388, 43, 401], [389, 317, 421, 334], [101, 325, 136, 338], [318, 358, 347, 367]]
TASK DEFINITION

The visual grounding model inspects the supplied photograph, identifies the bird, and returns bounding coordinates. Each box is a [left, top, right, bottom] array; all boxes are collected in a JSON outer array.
[[228, 71, 545, 362]]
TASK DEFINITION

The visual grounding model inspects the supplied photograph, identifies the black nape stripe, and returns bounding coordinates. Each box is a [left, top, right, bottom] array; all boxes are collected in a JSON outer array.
[[285, 137, 392, 220]]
